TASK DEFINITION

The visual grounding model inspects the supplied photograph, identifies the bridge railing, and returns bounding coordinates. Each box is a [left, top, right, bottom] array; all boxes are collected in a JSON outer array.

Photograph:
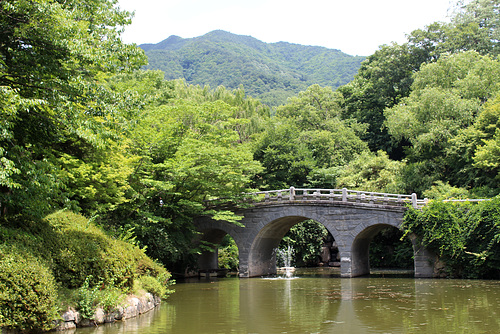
[[245, 187, 427, 209]]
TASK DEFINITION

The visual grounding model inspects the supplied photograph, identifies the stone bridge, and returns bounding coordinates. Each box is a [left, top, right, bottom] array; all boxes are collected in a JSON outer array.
[[194, 188, 436, 278]]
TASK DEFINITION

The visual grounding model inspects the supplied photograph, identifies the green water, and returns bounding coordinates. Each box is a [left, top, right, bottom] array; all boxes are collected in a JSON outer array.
[[78, 269, 500, 334]]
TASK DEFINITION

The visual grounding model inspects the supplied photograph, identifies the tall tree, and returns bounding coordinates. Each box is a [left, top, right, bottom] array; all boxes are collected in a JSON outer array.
[[385, 51, 500, 193], [337, 43, 429, 156], [0, 0, 146, 217], [339, 0, 500, 157]]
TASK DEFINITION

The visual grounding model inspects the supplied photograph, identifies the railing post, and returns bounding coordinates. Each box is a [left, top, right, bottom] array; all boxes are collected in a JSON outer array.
[[329, 189, 334, 203], [289, 187, 295, 201], [342, 188, 347, 202], [313, 190, 319, 200], [411, 193, 417, 208]]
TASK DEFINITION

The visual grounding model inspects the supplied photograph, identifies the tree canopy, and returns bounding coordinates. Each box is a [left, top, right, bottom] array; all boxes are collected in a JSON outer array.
[[3, 0, 500, 280]]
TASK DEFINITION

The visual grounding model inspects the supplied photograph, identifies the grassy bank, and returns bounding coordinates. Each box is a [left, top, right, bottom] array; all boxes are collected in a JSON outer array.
[[0, 210, 173, 332]]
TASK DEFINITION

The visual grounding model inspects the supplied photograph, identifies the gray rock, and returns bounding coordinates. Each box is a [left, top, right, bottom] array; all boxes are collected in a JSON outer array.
[[94, 308, 105, 324]]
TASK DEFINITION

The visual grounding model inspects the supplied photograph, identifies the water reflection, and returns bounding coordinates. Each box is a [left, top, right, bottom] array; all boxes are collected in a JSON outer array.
[[75, 270, 500, 334]]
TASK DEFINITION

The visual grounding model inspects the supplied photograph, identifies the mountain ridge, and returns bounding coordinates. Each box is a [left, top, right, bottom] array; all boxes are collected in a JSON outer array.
[[140, 30, 365, 105]]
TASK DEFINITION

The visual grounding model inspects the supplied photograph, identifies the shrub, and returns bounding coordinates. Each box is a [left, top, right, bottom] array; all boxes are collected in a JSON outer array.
[[0, 210, 173, 330], [403, 198, 500, 278], [135, 275, 174, 298], [45, 211, 171, 290], [0, 247, 59, 332], [76, 276, 99, 319], [98, 286, 124, 313], [218, 235, 239, 271]]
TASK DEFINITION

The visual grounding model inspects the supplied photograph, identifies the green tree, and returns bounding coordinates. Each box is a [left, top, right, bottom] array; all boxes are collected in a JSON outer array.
[[403, 198, 500, 278], [337, 151, 406, 193], [104, 97, 262, 269], [280, 220, 328, 267], [338, 43, 429, 155], [385, 51, 500, 192], [442, 94, 500, 193], [0, 0, 146, 218], [255, 84, 368, 189], [252, 119, 316, 189], [275, 85, 344, 130], [339, 0, 500, 157]]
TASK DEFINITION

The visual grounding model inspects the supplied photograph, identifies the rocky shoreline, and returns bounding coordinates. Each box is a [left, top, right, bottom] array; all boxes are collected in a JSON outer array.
[[53, 293, 161, 332], [1, 293, 161, 333], [0, 293, 163, 333]]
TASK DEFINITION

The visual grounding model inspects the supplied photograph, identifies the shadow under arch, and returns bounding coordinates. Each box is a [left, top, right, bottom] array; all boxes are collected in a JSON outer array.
[[351, 223, 410, 277], [247, 215, 342, 277], [197, 228, 229, 271]]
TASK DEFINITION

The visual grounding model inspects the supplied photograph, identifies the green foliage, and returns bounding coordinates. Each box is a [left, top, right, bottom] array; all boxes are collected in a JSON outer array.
[[75, 276, 124, 318], [337, 150, 406, 193], [339, 0, 500, 157], [100, 75, 267, 271], [280, 220, 328, 267], [409, 0, 500, 58], [76, 276, 100, 319], [382, 51, 500, 194], [472, 96, 500, 178], [41, 210, 159, 289], [135, 275, 173, 299], [0, 246, 59, 331], [253, 85, 368, 189], [253, 120, 316, 189], [403, 198, 500, 278], [0, 0, 147, 219], [369, 228, 414, 269], [422, 181, 471, 200], [218, 235, 239, 271], [338, 43, 427, 154], [0, 210, 173, 330], [385, 51, 499, 160], [0, 209, 172, 306]]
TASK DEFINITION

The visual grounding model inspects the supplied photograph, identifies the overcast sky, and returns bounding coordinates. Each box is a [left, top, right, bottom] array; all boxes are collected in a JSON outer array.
[[117, 0, 457, 56]]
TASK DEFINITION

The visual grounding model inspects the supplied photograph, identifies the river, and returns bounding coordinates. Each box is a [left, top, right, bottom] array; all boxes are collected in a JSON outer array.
[[77, 268, 500, 334]]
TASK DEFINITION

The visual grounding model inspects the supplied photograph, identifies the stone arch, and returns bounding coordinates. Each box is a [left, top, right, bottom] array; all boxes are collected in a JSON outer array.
[[195, 219, 243, 272], [247, 216, 306, 277], [193, 202, 437, 278], [244, 208, 344, 277], [350, 223, 399, 277]]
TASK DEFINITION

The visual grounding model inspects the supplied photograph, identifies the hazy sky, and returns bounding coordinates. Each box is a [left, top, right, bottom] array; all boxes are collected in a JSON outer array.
[[117, 0, 456, 56]]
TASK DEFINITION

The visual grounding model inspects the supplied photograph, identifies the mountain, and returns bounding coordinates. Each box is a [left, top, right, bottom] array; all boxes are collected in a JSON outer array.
[[140, 30, 365, 106]]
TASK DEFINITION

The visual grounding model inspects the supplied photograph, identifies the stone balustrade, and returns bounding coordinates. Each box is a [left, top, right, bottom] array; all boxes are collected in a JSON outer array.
[[245, 187, 427, 209]]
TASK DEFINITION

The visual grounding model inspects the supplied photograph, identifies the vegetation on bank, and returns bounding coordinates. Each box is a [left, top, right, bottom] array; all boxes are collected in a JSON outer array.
[[1, 0, 500, 330], [403, 198, 500, 279], [0, 211, 172, 332]]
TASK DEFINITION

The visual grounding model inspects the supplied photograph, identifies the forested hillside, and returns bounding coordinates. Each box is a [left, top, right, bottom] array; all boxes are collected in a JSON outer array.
[[141, 30, 365, 105]]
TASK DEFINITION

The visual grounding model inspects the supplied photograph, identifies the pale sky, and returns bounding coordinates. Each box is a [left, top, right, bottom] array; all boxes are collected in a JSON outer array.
[[117, 0, 457, 56]]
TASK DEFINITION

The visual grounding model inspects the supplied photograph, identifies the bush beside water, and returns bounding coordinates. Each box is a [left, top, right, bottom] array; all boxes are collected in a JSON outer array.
[[403, 197, 500, 279], [0, 210, 173, 332]]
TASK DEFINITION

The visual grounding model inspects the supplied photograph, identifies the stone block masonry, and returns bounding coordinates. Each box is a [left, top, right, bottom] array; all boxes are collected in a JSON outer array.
[[53, 293, 161, 331], [195, 199, 437, 278]]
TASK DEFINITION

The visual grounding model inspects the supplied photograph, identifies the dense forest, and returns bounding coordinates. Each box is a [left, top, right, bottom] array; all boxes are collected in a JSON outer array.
[[141, 30, 365, 106], [1, 0, 500, 331]]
